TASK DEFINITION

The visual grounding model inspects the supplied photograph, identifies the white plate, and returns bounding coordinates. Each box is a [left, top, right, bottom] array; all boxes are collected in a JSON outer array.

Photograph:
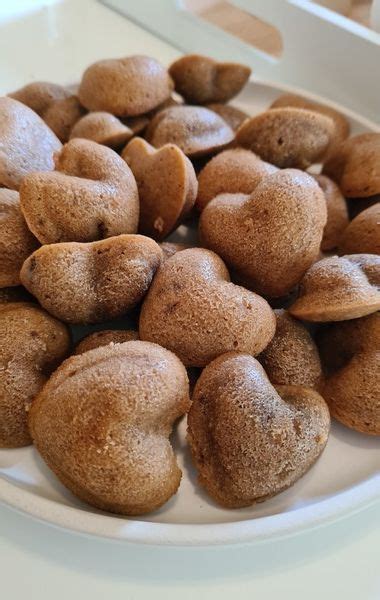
[[1, 81, 379, 546]]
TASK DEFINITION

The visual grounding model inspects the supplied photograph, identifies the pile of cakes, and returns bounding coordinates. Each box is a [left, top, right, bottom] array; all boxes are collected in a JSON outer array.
[[0, 53, 379, 515]]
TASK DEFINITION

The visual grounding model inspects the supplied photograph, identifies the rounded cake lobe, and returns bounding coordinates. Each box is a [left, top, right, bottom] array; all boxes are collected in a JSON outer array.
[[270, 92, 350, 154], [199, 169, 327, 297], [145, 105, 234, 158], [0, 301, 70, 448], [19, 138, 139, 244], [316, 313, 380, 435], [29, 341, 190, 515], [236, 107, 335, 169], [139, 247, 276, 367], [0, 97, 62, 190], [70, 112, 133, 148], [258, 309, 322, 388], [169, 54, 251, 104], [20, 234, 163, 324], [289, 254, 380, 322], [188, 353, 330, 508], [78, 55, 174, 117], [196, 148, 278, 212]]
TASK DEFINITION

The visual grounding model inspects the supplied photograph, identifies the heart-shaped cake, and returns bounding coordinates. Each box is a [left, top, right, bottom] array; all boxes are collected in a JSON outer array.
[[188, 353, 330, 507], [122, 137, 197, 240], [20, 234, 162, 324], [199, 169, 327, 297], [20, 138, 139, 244], [139, 248, 276, 367]]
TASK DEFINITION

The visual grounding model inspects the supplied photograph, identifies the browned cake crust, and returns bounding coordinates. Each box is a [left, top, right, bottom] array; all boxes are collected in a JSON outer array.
[[74, 329, 139, 354], [236, 107, 334, 169], [20, 138, 139, 244], [122, 137, 197, 240], [78, 56, 174, 116], [0, 188, 39, 287], [196, 148, 277, 212], [258, 309, 322, 388], [0, 97, 61, 190], [146, 105, 234, 158], [289, 254, 380, 321], [313, 174, 349, 251], [139, 248, 276, 367], [70, 112, 133, 148], [0, 302, 70, 447], [199, 169, 327, 297], [338, 203, 380, 255], [317, 314, 379, 435], [169, 54, 251, 104], [188, 353, 330, 508], [29, 341, 190, 515], [20, 235, 163, 324], [323, 133, 380, 198]]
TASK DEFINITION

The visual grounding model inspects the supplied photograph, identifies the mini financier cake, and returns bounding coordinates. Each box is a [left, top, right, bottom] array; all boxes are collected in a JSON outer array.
[[169, 54, 251, 104], [29, 341, 190, 514], [289, 254, 380, 321], [139, 248, 276, 367], [200, 169, 327, 297], [20, 138, 139, 244], [20, 235, 163, 324], [122, 137, 197, 240], [188, 353, 330, 507]]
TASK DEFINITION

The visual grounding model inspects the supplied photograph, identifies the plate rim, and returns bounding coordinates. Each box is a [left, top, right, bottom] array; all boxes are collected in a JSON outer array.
[[0, 474, 379, 546], [1, 79, 379, 546]]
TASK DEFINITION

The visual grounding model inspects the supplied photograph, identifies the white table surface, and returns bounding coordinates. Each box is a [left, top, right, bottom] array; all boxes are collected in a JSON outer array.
[[0, 1, 379, 598]]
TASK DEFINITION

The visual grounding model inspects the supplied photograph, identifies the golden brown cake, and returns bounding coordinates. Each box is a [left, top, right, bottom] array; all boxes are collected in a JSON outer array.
[[0, 302, 70, 447], [20, 138, 139, 244], [188, 353, 330, 507], [139, 248, 276, 367], [169, 54, 251, 104], [289, 254, 380, 321], [20, 235, 163, 324], [199, 169, 327, 297], [122, 137, 197, 240], [270, 93, 350, 153], [146, 105, 234, 158], [70, 112, 133, 148], [29, 341, 190, 514], [236, 107, 334, 169], [78, 56, 173, 116]]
